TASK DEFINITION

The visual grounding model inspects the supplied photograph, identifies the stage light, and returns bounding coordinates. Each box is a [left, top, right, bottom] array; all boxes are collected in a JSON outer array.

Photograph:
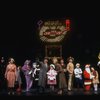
[[66, 19, 70, 31]]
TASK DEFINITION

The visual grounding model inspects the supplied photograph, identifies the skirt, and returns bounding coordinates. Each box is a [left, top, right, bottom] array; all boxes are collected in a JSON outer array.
[[47, 79, 57, 85]]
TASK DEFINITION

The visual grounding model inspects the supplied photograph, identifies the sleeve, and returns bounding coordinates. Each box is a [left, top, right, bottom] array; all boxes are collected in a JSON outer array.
[[66, 64, 69, 72], [14, 65, 17, 81], [79, 68, 82, 74], [22, 65, 27, 71], [97, 61, 100, 66], [74, 69, 78, 75], [96, 71, 99, 79], [54, 70, 57, 75], [47, 70, 50, 75]]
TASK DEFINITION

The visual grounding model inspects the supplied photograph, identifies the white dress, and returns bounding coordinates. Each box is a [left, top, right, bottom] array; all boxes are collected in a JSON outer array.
[[47, 69, 57, 85]]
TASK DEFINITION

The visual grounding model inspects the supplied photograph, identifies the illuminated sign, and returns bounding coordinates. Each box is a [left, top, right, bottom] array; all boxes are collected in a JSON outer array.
[[39, 20, 70, 43]]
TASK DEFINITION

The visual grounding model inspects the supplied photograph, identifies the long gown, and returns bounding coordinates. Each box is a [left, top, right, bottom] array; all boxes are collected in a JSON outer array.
[[22, 65, 33, 91], [5, 64, 17, 87]]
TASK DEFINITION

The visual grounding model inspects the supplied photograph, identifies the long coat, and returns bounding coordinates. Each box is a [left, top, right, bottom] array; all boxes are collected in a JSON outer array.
[[58, 64, 67, 89], [83, 70, 92, 85], [38, 62, 48, 88]]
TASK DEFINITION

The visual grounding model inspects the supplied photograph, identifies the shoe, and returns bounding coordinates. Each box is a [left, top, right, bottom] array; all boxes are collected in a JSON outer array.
[[8, 92, 10, 95], [58, 90, 62, 95], [68, 88, 72, 91], [26, 89, 30, 92], [12, 92, 15, 95], [17, 88, 22, 92]]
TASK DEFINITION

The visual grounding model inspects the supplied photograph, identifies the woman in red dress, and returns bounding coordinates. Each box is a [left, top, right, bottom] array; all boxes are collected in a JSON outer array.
[[5, 58, 17, 95]]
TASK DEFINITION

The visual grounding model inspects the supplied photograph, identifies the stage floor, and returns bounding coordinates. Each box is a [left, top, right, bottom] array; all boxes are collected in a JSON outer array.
[[0, 88, 100, 96]]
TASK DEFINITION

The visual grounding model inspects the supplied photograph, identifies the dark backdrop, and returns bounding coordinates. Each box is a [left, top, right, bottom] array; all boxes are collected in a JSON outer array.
[[0, 2, 100, 67]]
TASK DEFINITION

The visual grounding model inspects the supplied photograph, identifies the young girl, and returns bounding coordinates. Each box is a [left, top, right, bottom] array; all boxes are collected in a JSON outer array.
[[47, 64, 57, 92], [91, 67, 99, 92]]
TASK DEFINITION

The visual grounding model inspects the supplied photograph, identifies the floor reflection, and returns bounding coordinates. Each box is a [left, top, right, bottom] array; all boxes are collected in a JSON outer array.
[[0, 88, 100, 96]]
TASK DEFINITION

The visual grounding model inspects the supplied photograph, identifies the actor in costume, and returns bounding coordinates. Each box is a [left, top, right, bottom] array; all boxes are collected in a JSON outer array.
[[83, 64, 94, 91], [32, 63, 38, 78], [57, 59, 67, 94], [97, 52, 100, 84], [91, 67, 99, 91], [97, 61, 100, 68], [5, 58, 17, 95], [74, 63, 83, 88], [97, 52, 100, 68], [52, 57, 60, 89], [38, 58, 49, 93], [0, 57, 6, 92], [47, 64, 57, 92], [22, 60, 33, 92], [32, 58, 41, 92], [16, 66, 22, 92], [66, 56, 74, 91]]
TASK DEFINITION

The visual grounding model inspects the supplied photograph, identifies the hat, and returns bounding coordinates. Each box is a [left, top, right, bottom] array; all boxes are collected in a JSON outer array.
[[85, 64, 90, 68], [67, 56, 74, 62], [33, 63, 37, 68], [9, 58, 15, 63], [76, 63, 80, 67], [24, 60, 30, 65], [52, 57, 58, 64], [10, 58, 14, 61], [50, 64, 55, 69]]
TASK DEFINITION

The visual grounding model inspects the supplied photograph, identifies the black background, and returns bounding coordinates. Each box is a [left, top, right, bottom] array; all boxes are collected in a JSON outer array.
[[0, 1, 100, 67]]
